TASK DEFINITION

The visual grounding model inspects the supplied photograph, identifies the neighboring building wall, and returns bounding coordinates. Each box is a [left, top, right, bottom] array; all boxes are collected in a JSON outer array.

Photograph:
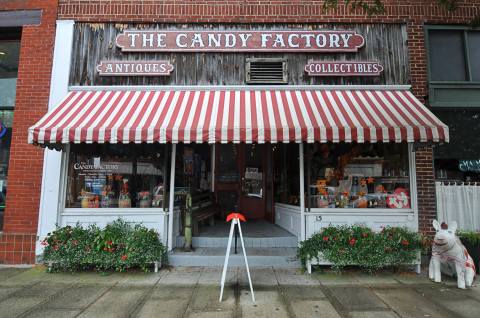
[[0, 0, 58, 264], [56, 0, 479, 237]]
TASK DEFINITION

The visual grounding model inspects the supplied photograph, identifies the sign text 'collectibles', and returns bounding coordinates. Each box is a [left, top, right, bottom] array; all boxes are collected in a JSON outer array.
[[305, 61, 384, 76], [116, 30, 365, 52], [96, 61, 174, 76]]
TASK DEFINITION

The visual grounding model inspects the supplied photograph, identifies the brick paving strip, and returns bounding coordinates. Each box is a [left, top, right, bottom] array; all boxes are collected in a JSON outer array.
[[0, 266, 479, 318]]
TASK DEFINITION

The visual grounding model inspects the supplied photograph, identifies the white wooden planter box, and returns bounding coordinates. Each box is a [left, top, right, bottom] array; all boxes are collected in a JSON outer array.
[[306, 252, 422, 274]]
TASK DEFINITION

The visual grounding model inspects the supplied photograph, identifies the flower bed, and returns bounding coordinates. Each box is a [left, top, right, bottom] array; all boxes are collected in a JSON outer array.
[[298, 225, 423, 273], [42, 219, 166, 272], [457, 230, 480, 274]]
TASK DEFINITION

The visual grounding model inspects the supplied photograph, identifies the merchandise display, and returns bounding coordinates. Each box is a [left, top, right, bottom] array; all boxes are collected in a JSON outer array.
[[66, 144, 166, 209], [307, 143, 411, 209]]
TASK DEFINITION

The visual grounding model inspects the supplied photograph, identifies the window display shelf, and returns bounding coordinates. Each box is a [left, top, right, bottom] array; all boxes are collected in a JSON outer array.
[[62, 207, 168, 216], [307, 208, 414, 214]]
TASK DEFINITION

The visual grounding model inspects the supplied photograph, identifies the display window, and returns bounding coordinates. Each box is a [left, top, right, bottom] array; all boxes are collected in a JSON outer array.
[[0, 35, 20, 229], [66, 144, 167, 209], [306, 143, 411, 210], [274, 143, 300, 206]]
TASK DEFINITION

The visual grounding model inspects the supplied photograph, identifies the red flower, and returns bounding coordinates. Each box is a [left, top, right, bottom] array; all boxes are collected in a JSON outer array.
[[108, 248, 114, 253], [401, 240, 409, 246], [106, 240, 113, 246], [349, 238, 356, 246], [121, 254, 128, 261], [323, 236, 329, 242], [41, 240, 48, 246], [103, 247, 108, 251], [362, 233, 368, 238], [53, 245, 59, 251]]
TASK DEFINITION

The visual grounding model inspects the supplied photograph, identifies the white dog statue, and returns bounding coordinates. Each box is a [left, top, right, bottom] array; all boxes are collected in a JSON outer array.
[[429, 220, 476, 289]]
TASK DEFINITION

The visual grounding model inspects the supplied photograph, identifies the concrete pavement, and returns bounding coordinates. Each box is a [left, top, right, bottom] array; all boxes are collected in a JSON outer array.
[[0, 266, 479, 317]]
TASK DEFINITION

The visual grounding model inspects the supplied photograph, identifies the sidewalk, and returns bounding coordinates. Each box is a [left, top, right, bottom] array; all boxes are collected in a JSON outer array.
[[0, 266, 479, 318]]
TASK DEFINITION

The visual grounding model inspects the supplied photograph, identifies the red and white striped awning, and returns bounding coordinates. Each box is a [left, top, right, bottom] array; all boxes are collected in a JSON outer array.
[[29, 86, 449, 145]]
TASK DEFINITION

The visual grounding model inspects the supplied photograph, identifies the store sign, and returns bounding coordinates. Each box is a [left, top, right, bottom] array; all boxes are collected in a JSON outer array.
[[97, 60, 174, 76], [116, 30, 365, 52], [304, 61, 384, 76], [459, 159, 480, 172], [73, 161, 119, 172]]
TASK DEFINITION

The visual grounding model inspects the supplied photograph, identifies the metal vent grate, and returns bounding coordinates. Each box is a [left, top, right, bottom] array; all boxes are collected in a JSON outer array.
[[246, 58, 287, 84]]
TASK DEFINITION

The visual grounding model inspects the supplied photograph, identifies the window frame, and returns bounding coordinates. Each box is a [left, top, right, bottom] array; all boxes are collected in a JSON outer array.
[[424, 25, 480, 108], [61, 144, 170, 213], [425, 25, 479, 84], [306, 143, 417, 214]]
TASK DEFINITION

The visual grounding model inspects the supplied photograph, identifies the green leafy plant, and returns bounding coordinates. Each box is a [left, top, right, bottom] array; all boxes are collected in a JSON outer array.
[[437, 0, 459, 11], [323, 0, 459, 15], [298, 225, 422, 272], [42, 219, 166, 272], [457, 231, 480, 246], [323, 0, 385, 15]]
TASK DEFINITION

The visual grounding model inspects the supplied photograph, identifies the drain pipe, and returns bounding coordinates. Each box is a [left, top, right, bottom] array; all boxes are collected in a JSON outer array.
[[299, 143, 306, 241], [168, 144, 177, 251]]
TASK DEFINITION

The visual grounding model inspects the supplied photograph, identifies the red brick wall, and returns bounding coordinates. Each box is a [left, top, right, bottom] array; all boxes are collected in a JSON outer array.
[[0, 0, 58, 264], [57, 0, 480, 100], [415, 146, 437, 237]]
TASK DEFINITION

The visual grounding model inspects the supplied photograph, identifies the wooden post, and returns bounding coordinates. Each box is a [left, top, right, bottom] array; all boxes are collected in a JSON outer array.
[[168, 144, 177, 251], [299, 143, 306, 241], [184, 193, 193, 251]]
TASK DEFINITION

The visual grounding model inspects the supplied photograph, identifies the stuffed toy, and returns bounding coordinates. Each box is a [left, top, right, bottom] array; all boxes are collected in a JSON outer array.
[[429, 220, 476, 289]]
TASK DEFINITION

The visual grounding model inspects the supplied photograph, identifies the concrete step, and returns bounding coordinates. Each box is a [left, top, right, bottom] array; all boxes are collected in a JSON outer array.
[[168, 247, 300, 267], [176, 235, 298, 248]]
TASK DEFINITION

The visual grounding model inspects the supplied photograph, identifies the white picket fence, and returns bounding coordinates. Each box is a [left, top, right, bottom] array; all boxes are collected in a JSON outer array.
[[436, 182, 480, 231]]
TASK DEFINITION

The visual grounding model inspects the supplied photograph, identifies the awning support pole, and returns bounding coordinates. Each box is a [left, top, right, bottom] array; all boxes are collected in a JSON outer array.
[[168, 144, 177, 251], [211, 144, 216, 192], [299, 143, 306, 241]]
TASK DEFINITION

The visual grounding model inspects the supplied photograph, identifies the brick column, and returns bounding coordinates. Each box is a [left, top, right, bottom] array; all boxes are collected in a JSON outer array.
[[415, 146, 436, 237], [0, 0, 58, 264]]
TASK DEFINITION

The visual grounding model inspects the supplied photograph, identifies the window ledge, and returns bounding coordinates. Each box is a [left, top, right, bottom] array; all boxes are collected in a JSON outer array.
[[62, 208, 168, 216], [429, 83, 480, 108], [307, 208, 414, 215]]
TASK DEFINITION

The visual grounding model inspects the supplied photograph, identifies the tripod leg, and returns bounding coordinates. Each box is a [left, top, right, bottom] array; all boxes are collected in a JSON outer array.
[[237, 221, 255, 302], [219, 219, 236, 302]]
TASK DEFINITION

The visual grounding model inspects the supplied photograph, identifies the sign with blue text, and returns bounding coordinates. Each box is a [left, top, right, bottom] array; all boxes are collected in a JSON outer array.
[[459, 159, 480, 172]]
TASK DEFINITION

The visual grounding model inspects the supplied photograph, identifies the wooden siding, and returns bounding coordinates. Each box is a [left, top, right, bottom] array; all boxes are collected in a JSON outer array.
[[69, 23, 409, 86]]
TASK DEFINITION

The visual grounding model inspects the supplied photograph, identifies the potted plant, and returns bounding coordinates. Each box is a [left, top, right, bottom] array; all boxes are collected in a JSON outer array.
[[457, 230, 480, 274], [138, 191, 151, 208]]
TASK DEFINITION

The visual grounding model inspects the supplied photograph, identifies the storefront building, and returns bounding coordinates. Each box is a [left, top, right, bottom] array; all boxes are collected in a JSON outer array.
[[0, 1, 57, 264], [2, 0, 479, 265]]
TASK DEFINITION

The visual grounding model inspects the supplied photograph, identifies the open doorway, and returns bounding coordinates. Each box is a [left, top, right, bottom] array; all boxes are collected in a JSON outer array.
[[173, 143, 296, 247], [214, 144, 274, 221]]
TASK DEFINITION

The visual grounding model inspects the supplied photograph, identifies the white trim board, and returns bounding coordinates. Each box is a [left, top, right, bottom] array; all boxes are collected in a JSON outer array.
[[69, 85, 413, 92]]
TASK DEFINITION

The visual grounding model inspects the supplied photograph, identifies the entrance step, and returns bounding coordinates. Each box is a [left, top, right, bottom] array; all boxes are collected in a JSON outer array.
[[168, 247, 300, 267], [176, 235, 298, 248]]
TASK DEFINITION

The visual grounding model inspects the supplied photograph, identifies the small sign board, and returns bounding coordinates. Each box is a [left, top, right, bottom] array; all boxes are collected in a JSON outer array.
[[116, 30, 365, 53], [459, 159, 480, 172], [305, 61, 384, 76], [96, 61, 174, 76]]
